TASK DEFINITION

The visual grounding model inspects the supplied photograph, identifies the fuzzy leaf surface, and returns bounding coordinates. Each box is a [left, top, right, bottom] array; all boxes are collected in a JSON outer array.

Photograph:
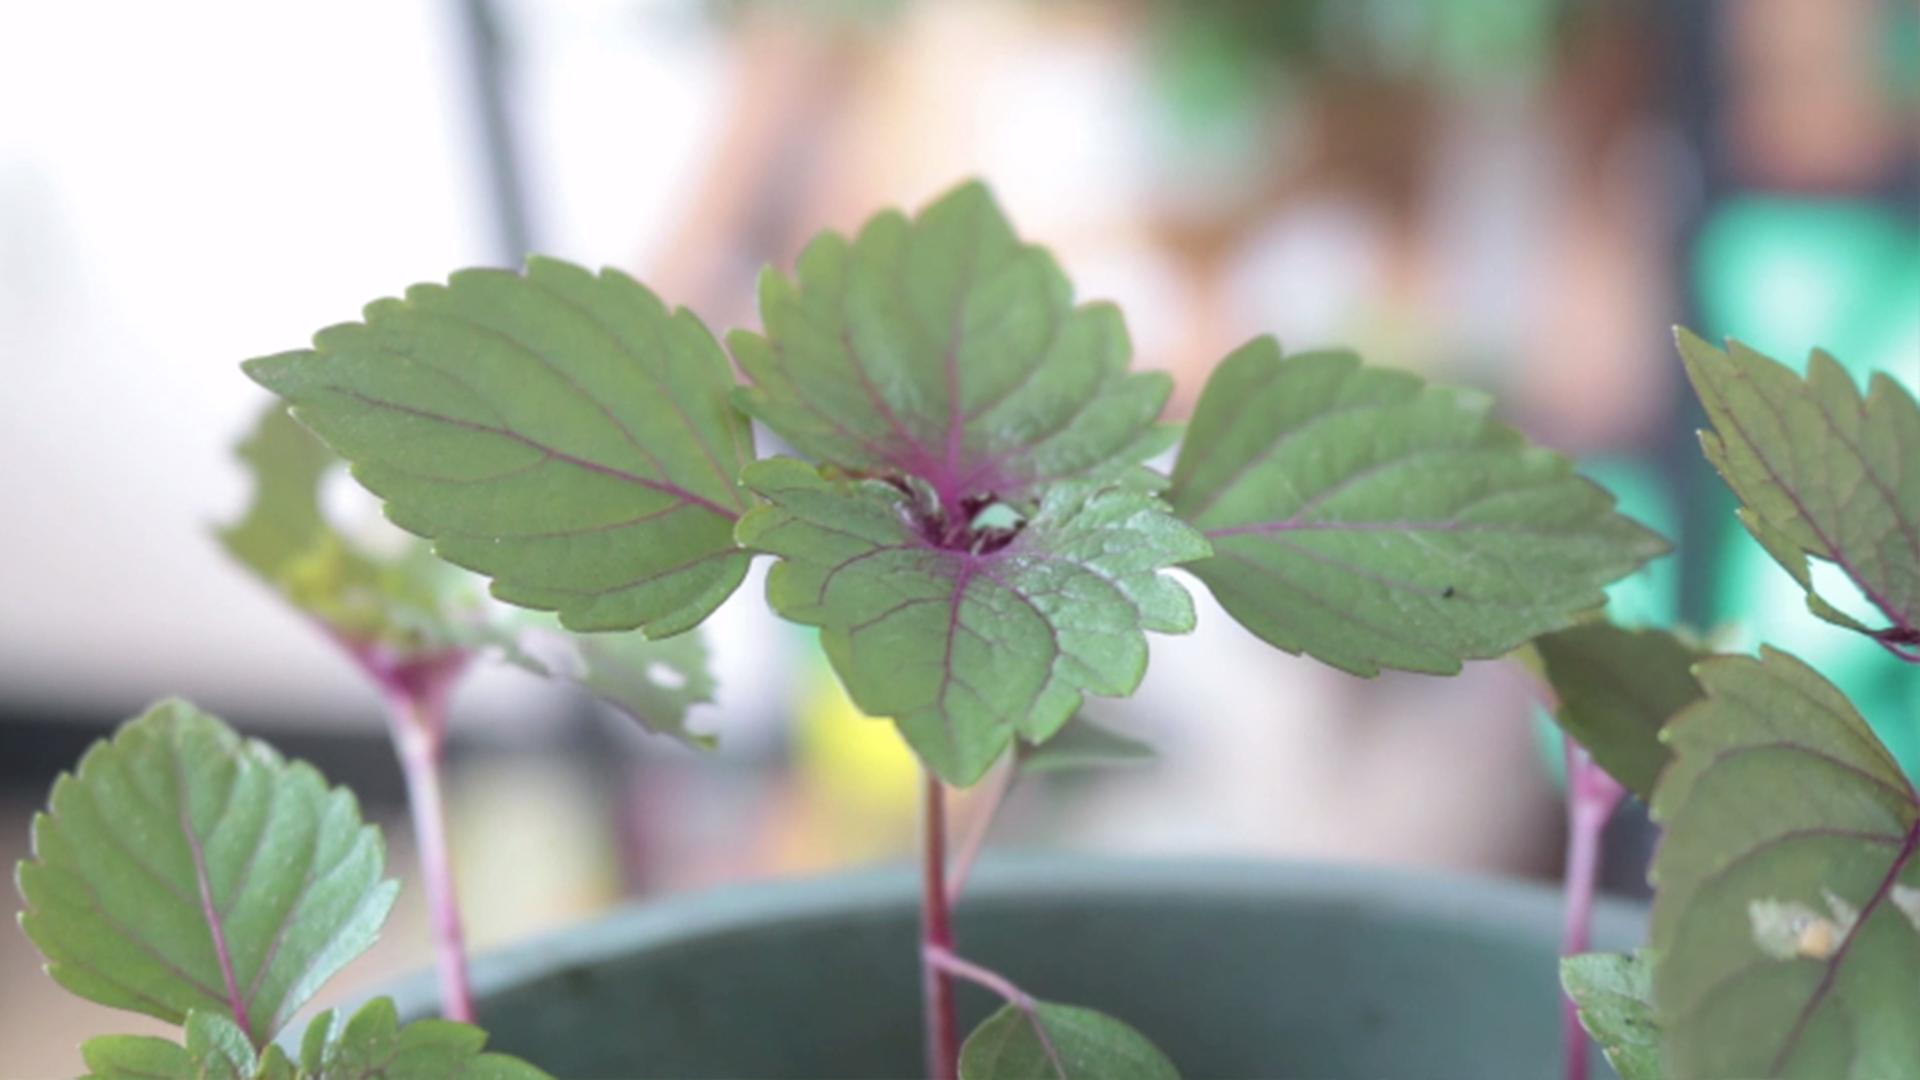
[[1561, 951, 1661, 1080], [1534, 623, 1706, 800], [1678, 331, 1920, 658], [959, 1002, 1181, 1080], [1168, 339, 1667, 676], [1650, 648, 1920, 1078], [243, 257, 754, 637], [737, 459, 1207, 785], [733, 181, 1173, 520], [296, 998, 552, 1079], [16, 701, 398, 1046]]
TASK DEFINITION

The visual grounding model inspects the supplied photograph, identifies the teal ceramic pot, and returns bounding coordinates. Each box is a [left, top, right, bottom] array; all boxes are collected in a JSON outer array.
[[382, 857, 1644, 1079]]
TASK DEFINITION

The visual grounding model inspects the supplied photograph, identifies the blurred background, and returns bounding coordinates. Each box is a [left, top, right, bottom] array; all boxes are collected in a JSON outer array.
[[1, 0, 1915, 1072]]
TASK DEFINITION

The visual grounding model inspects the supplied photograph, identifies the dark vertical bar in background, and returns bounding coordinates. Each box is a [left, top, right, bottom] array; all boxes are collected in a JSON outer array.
[[1667, 0, 1724, 629], [454, 0, 538, 264], [447, 0, 641, 889]]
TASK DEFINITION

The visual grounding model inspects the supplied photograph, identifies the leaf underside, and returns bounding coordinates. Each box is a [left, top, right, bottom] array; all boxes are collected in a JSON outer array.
[[738, 459, 1206, 786], [487, 618, 717, 744], [959, 1001, 1182, 1080], [732, 180, 1175, 522], [1017, 715, 1156, 775], [1677, 331, 1920, 658], [17, 701, 397, 1047], [1650, 648, 1920, 1078], [221, 404, 718, 745], [243, 256, 754, 638], [219, 403, 489, 651], [1561, 951, 1661, 1080], [1533, 622, 1706, 801], [1168, 339, 1668, 676]]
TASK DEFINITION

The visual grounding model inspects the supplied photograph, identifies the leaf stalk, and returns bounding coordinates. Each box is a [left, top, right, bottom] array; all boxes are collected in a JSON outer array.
[[925, 943, 1066, 1077], [921, 769, 960, 1080], [946, 757, 1013, 906], [1561, 740, 1626, 1080], [368, 648, 477, 1025]]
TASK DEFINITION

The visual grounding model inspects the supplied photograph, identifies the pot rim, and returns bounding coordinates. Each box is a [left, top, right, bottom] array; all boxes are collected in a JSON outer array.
[[369, 853, 1646, 1019]]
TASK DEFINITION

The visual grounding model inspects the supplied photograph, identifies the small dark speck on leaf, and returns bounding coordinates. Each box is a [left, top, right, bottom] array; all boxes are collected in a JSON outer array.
[[1441, 585, 1456, 599]]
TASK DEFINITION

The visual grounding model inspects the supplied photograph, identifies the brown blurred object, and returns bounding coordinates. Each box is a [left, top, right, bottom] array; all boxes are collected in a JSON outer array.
[[639, 7, 869, 329], [1725, 0, 1910, 189], [1146, 71, 1440, 412], [1516, 8, 1680, 450]]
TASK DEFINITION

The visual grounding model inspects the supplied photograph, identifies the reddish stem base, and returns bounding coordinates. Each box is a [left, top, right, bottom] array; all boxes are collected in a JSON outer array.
[[1561, 741, 1626, 1080], [345, 638, 478, 1025], [921, 771, 960, 1080]]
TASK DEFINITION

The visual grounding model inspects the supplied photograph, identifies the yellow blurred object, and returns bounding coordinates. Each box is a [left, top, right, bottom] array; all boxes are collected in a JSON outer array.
[[796, 662, 922, 825]]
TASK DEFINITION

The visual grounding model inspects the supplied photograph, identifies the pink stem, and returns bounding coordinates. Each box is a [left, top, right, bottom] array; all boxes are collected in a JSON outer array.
[[1561, 740, 1626, 1080], [355, 644, 477, 1025], [926, 943, 1065, 1077], [947, 759, 1013, 906], [921, 770, 960, 1080]]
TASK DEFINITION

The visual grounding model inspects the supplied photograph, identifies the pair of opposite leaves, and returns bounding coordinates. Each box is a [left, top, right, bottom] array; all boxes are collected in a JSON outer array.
[[245, 180, 1665, 785], [1547, 335, 1920, 1079]]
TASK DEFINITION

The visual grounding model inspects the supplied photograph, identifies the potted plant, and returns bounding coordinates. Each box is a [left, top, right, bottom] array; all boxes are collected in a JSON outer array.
[[16, 182, 1915, 1078]]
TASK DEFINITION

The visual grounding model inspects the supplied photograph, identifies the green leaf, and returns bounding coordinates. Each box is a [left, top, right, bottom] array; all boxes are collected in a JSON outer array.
[[219, 404, 492, 651], [1017, 716, 1155, 775], [220, 405, 719, 745], [242, 256, 754, 638], [1649, 647, 1920, 1078], [1561, 951, 1662, 1080], [732, 181, 1174, 517], [959, 1001, 1182, 1080], [487, 620, 716, 744], [1533, 623, 1707, 801], [16, 700, 398, 1046], [257, 1046, 297, 1080], [297, 998, 552, 1080], [1167, 339, 1667, 676], [185, 1011, 260, 1079], [1677, 330, 1920, 657], [80, 1035, 195, 1080], [77, 1001, 551, 1080], [737, 458, 1207, 785]]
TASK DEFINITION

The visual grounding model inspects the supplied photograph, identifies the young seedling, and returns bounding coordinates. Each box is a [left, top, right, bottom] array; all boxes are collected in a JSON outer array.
[[242, 181, 1664, 1077], [1549, 336, 1919, 1079], [14, 699, 552, 1079], [218, 405, 716, 1023]]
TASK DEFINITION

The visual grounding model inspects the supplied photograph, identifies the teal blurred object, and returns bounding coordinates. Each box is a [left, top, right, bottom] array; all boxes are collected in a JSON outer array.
[[1145, 0, 1578, 84], [1694, 197, 1919, 380], [1691, 196, 1920, 781], [380, 857, 1644, 1078]]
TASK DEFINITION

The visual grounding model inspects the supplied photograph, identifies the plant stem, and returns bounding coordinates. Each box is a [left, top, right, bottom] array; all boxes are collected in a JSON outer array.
[[921, 769, 960, 1080], [947, 757, 1013, 906], [926, 943, 1064, 1077], [1561, 740, 1626, 1080], [360, 646, 476, 1025]]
